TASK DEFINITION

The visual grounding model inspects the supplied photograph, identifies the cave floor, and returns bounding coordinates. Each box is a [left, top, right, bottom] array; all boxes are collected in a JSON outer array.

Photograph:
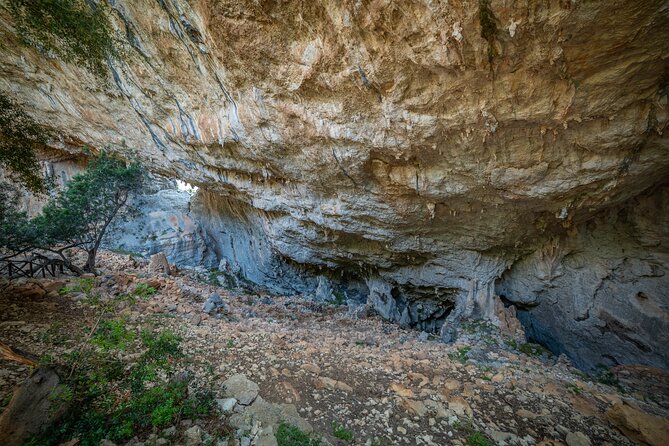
[[1, 251, 668, 446]]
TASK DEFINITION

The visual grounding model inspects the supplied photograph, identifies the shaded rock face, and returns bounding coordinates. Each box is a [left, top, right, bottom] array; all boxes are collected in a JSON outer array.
[[1, 1, 668, 369], [497, 185, 669, 371]]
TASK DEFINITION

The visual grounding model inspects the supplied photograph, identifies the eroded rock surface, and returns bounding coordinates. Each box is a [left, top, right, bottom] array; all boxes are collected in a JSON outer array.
[[1, 1, 668, 368]]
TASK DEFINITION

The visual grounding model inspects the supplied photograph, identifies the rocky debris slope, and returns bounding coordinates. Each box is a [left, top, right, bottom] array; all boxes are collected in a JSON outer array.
[[2, 0, 669, 370], [1, 252, 668, 445]]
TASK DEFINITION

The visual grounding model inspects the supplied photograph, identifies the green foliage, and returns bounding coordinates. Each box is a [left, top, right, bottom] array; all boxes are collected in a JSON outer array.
[[448, 346, 471, 364], [467, 432, 490, 446], [91, 319, 135, 351], [276, 422, 322, 446], [565, 383, 583, 395], [60, 278, 96, 295], [332, 290, 346, 306], [452, 418, 474, 433], [0, 92, 48, 193], [518, 342, 552, 357], [33, 151, 143, 272], [133, 283, 156, 299], [0, 184, 36, 257], [28, 324, 213, 446], [332, 421, 354, 441], [0, 93, 49, 257], [48, 384, 74, 405], [594, 365, 624, 392], [8, 0, 117, 78]]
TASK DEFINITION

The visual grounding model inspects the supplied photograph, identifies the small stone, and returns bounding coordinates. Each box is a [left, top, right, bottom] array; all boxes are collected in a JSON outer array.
[[565, 431, 591, 446], [203, 293, 226, 315], [148, 252, 171, 275], [216, 398, 237, 412], [447, 396, 473, 418], [184, 425, 203, 446], [300, 363, 321, 375], [161, 426, 177, 438]]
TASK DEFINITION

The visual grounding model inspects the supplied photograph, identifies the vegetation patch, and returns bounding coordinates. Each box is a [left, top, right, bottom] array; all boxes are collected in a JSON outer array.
[[448, 346, 472, 364], [276, 422, 322, 446], [0, 93, 50, 193], [8, 0, 117, 78], [518, 342, 552, 357], [133, 282, 156, 299], [332, 421, 354, 441], [565, 383, 583, 395], [59, 278, 96, 296], [27, 289, 219, 446], [467, 432, 491, 446]]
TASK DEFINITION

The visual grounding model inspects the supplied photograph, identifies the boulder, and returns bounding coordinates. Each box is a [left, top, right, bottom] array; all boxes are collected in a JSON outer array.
[[0, 367, 70, 446], [148, 252, 171, 275], [203, 293, 226, 316], [222, 374, 259, 406], [605, 401, 669, 446]]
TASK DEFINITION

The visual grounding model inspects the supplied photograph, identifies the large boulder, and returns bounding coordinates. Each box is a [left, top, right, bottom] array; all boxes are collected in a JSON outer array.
[[0, 367, 70, 446]]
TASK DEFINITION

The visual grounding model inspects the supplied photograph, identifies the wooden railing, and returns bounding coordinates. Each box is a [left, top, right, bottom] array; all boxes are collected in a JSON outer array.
[[0, 256, 65, 279]]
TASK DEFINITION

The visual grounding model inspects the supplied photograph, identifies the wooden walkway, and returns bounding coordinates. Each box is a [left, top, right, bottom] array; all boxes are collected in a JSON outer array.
[[0, 256, 65, 279]]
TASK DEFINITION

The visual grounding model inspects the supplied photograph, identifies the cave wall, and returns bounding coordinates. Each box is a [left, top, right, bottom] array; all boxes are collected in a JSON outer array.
[[496, 184, 669, 370]]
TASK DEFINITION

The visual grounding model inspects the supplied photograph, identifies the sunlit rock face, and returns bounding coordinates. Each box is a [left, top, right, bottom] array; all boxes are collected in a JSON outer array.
[[1, 0, 668, 369]]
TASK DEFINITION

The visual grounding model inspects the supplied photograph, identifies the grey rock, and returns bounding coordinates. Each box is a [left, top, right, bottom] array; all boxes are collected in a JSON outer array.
[[161, 426, 177, 438], [565, 431, 592, 446], [5, 0, 669, 374], [203, 293, 226, 315], [184, 425, 203, 446], [313, 276, 335, 302], [216, 397, 237, 413], [222, 374, 259, 406], [148, 252, 171, 275]]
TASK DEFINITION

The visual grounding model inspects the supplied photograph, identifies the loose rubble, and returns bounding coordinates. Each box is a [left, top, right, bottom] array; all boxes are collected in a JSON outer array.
[[1, 251, 668, 445]]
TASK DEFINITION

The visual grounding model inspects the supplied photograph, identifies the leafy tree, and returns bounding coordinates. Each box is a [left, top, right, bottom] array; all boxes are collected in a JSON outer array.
[[0, 92, 48, 260], [0, 92, 48, 193], [8, 0, 116, 78], [0, 183, 37, 260], [33, 152, 143, 273]]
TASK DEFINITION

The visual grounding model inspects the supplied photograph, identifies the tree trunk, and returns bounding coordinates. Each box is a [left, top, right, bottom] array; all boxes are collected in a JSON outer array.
[[84, 248, 96, 274]]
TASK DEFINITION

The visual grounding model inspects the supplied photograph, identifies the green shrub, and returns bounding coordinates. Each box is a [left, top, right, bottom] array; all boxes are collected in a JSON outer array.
[[28, 326, 214, 446], [276, 422, 322, 446], [332, 421, 354, 442], [518, 343, 551, 357], [59, 277, 95, 295], [133, 283, 156, 299], [91, 319, 135, 351], [467, 432, 490, 446], [448, 346, 471, 364]]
